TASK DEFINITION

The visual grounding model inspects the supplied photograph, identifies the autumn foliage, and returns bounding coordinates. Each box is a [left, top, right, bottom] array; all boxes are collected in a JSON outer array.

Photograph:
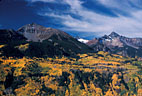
[[0, 51, 142, 96]]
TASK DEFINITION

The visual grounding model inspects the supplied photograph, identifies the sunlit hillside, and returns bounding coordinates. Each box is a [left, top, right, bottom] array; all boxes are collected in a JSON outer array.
[[0, 51, 142, 96], [1, 0, 142, 96]]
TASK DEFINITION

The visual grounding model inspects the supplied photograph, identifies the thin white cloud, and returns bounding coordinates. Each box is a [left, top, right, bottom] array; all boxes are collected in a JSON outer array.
[[99, 0, 142, 9], [41, 0, 142, 37], [98, 0, 142, 14]]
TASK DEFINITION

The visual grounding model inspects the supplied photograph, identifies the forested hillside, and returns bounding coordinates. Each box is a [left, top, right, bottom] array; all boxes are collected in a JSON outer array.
[[0, 51, 142, 96]]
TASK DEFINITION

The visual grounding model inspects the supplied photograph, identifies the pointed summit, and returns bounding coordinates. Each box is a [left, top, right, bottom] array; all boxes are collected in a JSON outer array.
[[109, 32, 120, 38], [28, 23, 44, 27], [26, 23, 44, 28], [31, 22, 38, 25]]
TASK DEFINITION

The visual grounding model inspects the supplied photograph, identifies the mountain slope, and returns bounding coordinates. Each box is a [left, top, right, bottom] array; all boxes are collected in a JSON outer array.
[[0, 29, 26, 44], [87, 32, 142, 57], [17, 23, 72, 42], [0, 23, 93, 57]]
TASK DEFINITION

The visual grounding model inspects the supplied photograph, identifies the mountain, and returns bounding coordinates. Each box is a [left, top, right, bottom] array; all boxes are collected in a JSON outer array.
[[17, 23, 72, 42], [2, 24, 142, 58], [87, 32, 142, 57], [0, 23, 93, 57]]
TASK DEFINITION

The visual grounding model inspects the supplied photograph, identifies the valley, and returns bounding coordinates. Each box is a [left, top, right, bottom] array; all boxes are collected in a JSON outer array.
[[0, 24, 142, 96]]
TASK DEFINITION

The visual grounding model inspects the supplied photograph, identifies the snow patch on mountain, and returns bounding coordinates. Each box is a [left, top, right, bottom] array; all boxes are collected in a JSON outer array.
[[78, 38, 89, 43]]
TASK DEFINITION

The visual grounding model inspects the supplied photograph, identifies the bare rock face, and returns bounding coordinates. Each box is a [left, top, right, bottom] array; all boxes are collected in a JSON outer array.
[[109, 32, 120, 38], [87, 32, 142, 57], [17, 23, 72, 42], [87, 38, 98, 46]]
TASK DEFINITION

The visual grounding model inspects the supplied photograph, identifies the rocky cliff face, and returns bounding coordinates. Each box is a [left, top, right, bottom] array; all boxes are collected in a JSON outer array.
[[17, 23, 72, 42], [87, 32, 142, 57]]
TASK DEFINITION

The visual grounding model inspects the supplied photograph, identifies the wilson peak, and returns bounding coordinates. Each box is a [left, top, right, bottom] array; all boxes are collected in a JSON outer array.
[[109, 32, 120, 38], [87, 32, 142, 57]]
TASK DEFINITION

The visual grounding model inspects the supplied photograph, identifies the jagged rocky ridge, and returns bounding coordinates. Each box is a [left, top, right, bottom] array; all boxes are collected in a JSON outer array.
[[87, 32, 142, 57]]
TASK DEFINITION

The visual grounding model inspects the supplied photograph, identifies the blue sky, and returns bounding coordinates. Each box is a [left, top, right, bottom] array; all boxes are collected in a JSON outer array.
[[1, 0, 142, 39]]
